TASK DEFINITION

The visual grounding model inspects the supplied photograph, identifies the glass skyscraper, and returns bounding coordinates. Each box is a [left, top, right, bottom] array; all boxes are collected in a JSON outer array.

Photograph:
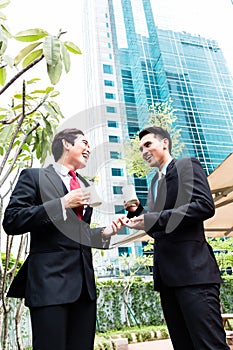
[[78, 0, 233, 261]]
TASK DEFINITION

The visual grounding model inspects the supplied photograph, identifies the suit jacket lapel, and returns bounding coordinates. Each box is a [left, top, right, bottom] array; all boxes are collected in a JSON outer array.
[[43, 164, 67, 197]]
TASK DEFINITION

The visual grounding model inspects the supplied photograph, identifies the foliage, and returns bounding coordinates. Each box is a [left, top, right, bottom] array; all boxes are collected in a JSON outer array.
[[95, 324, 169, 349], [96, 278, 163, 332], [0, 1, 82, 349], [95, 277, 233, 332], [208, 237, 233, 275], [124, 99, 184, 178]]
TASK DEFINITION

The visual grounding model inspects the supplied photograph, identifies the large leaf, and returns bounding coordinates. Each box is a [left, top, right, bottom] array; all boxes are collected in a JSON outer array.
[[64, 41, 82, 54], [61, 43, 70, 73], [0, 27, 7, 55], [47, 60, 62, 85], [22, 48, 43, 68], [43, 36, 60, 66], [14, 42, 42, 66], [0, 66, 6, 85], [0, 0, 10, 9], [14, 28, 48, 42]]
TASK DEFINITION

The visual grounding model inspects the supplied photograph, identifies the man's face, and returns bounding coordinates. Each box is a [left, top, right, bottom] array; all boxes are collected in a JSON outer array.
[[139, 133, 167, 168], [68, 135, 90, 169]]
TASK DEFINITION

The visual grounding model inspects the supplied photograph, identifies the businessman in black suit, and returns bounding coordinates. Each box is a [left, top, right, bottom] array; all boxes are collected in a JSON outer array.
[[121, 126, 229, 349], [3, 128, 122, 350]]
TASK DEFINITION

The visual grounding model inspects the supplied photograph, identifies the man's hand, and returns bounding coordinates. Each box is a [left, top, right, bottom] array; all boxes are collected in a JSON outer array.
[[124, 199, 140, 212], [63, 189, 90, 209], [102, 219, 124, 238], [120, 215, 145, 230]]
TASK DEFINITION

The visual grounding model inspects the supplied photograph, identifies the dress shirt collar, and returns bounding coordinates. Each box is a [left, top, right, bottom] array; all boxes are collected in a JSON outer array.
[[160, 156, 173, 176], [53, 162, 71, 177]]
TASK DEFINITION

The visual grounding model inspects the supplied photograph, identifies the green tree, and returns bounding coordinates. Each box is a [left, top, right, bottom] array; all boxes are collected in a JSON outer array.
[[208, 237, 233, 275], [0, 1, 82, 348], [124, 99, 183, 178]]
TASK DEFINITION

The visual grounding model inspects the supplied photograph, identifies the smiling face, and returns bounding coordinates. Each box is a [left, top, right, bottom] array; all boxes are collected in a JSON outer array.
[[59, 134, 90, 170], [139, 133, 170, 169]]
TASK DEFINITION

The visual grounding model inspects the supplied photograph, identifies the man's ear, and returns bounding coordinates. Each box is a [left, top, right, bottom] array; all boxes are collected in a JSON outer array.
[[62, 139, 72, 151], [163, 138, 169, 150]]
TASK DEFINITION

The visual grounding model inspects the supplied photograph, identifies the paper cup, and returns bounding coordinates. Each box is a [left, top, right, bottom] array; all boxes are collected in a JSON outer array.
[[122, 184, 138, 206], [88, 185, 102, 207]]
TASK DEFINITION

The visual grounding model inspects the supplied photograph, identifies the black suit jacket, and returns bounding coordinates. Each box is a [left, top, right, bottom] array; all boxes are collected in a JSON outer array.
[[129, 157, 222, 290], [3, 165, 108, 307]]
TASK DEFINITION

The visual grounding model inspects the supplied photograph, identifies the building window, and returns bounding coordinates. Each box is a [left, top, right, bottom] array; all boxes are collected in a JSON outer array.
[[117, 227, 130, 236], [114, 205, 126, 214], [109, 135, 120, 143], [106, 23, 109, 28], [108, 120, 118, 128], [108, 43, 111, 48], [105, 92, 116, 99], [112, 168, 123, 176], [113, 186, 123, 194], [118, 247, 132, 256], [106, 106, 117, 113], [107, 32, 110, 38], [109, 53, 112, 59], [110, 151, 121, 159], [104, 80, 114, 87], [103, 64, 113, 74]]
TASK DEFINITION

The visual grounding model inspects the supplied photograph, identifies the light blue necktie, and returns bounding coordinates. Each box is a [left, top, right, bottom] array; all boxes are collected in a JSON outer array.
[[153, 171, 163, 201]]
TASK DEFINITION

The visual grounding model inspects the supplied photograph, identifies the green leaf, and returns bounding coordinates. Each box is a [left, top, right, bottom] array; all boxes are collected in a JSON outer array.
[[64, 41, 82, 54], [44, 103, 57, 117], [0, 0, 10, 9], [22, 144, 30, 152], [14, 28, 48, 42], [14, 42, 42, 66], [0, 23, 11, 38], [3, 54, 14, 67], [61, 43, 70, 73], [0, 66, 6, 86], [47, 60, 62, 85], [45, 86, 55, 94], [26, 77, 41, 84], [48, 101, 63, 117], [49, 90, 60, 98], [43, 36, 60, 66], [30, 89, 47, 95], [0, 27, 7, 55], [22, 48, 43, 67], [0, 11, 6, 20]]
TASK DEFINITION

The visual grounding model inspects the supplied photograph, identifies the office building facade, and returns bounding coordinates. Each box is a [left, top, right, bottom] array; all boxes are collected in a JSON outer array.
[[78, 0, 233, 266]]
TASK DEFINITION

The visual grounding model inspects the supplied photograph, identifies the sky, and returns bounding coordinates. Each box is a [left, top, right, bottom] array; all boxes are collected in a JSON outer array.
[[3, 0, 233, 119]]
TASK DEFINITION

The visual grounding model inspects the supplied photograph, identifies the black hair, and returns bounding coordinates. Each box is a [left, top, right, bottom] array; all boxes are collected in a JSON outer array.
[[139, 126, 172, 153], [52, 128, 84, 161]]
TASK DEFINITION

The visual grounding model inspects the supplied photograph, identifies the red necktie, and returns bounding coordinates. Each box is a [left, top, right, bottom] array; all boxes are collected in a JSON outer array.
[[68, 170, 83, 220]]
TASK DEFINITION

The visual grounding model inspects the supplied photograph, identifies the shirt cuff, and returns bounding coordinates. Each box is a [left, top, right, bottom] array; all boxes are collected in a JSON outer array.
[[60, 198, 67, 221]]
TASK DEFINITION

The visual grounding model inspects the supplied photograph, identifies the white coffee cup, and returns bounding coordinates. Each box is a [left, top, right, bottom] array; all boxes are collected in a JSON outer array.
[[88, 185, 102, 207], [122, 184, 138, 206]]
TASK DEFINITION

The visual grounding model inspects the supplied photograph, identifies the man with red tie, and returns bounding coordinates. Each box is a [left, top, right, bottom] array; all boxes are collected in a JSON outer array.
[[3, 128, 122, 350]]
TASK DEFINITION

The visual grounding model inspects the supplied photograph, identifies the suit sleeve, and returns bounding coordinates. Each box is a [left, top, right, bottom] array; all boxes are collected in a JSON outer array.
[[3, 169, 64, 235], [3, 168, 111, 249], [144, 158, 215, 235]]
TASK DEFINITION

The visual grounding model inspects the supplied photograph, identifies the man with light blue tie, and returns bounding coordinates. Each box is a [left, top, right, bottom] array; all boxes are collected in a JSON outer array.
[[122, 126, 229, 350]]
